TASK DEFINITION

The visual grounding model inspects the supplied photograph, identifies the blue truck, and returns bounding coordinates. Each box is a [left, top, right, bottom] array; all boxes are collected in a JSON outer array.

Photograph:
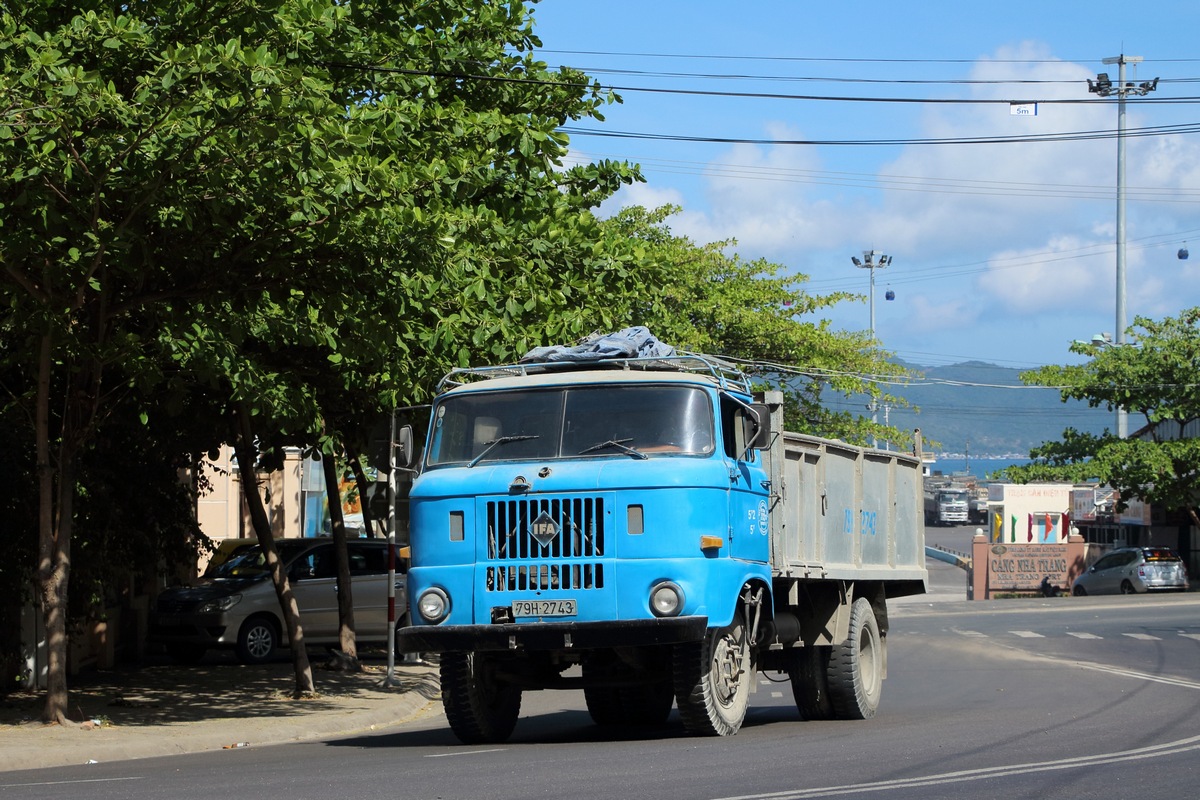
[[396, 352, 926, 742]]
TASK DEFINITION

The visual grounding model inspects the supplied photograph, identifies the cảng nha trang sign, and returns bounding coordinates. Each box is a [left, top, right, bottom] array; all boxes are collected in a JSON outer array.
[[987, 544, 1070, 591]]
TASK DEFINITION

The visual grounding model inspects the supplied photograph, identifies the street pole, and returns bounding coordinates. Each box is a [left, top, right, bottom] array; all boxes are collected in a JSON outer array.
[[851, 250, 891, 446], [1089, 55, 1157, 438]]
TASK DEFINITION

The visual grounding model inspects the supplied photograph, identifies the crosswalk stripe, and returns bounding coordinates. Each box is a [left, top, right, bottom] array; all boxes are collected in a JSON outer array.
[[1123, 633, 1161, 641], [1011, 631, 1044, 638], [1067, 632, 1103, 639]]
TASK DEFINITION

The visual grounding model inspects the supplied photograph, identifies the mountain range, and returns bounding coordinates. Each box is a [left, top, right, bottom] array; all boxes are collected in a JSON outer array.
[[827, 360, 1112, 458]]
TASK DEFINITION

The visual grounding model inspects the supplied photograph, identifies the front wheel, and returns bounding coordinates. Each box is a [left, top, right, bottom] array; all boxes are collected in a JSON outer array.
[[236, 616, 279, 665], [674, 611, 753, 736], [826, 597, 883, 720], [440, 652, 522, 744]]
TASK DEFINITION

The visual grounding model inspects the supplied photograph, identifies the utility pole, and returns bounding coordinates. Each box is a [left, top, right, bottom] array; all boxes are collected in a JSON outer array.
[[851, 250, 891, 446], [1088, 55, 1158, 438]]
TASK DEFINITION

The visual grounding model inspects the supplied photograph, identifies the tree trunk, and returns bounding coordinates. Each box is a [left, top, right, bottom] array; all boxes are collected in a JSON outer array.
[[322, 451, 358, 663], [36, 333, 71, 725], [233, 405, 314, 696]]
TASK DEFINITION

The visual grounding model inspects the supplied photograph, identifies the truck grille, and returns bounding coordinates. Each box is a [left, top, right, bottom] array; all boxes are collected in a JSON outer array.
[[485, 497, 606, 592]]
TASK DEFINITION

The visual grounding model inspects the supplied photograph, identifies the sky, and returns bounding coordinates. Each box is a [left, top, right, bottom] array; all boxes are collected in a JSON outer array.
[[528, 0, 1200, 370]]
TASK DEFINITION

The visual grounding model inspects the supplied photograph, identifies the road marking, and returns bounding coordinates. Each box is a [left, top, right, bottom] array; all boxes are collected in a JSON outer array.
[[0, 778, 143, 789], [1180, 633, 1200, 642], [1067, 632, 1102, 639], [1123, 633, 1161, 641], [425, 748, 507, 758], [1010, 631, 1044, 638], [954, 630, 987, 637], [710, 734, 1200, 800]]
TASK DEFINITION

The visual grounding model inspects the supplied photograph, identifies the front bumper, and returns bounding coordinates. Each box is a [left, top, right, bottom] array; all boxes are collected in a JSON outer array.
[[397, 615, 709, 653]]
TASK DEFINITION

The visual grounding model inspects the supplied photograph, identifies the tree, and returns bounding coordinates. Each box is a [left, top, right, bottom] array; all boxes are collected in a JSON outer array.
[[1, 0, 639, 719], [600, 206, 913, 445], [1011, 308, 1200, 529]]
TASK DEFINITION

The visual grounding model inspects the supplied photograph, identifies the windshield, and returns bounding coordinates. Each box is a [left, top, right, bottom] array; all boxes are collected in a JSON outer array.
[[208, 540, 313, 580], [426, 384, 715, 467]]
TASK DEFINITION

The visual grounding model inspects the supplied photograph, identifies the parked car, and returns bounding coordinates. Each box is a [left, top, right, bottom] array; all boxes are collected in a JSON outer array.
[[1071, 547, 1190, 596], [150, 538, 407, 664]]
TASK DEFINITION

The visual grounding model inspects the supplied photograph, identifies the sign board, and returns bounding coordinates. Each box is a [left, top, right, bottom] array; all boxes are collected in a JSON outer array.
[[1010, 103, 1038, 116], [986, 543, 1070, 591]]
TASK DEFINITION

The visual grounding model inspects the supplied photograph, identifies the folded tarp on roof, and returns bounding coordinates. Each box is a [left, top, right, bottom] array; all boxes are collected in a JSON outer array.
[[519, 326, 676, 364]]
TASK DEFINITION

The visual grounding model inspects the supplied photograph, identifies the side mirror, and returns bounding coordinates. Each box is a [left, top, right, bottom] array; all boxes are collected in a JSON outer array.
[[747, 403, 773, 450], [396, 424, 415, 469], [368, 415, 417, 471]]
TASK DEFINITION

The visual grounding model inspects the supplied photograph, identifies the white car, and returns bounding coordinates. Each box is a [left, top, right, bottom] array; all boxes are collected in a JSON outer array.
[[150, 538, 407, 664], [1072, 547, 1189, 595]]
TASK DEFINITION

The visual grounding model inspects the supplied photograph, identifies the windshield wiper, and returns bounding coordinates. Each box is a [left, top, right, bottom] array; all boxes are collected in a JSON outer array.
[[467, 434, 539, 468], [578, 437, 647, 460]]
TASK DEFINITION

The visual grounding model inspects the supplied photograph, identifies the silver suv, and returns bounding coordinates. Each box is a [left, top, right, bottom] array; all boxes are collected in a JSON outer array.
[[1072, 547, 1190, 595], [150, 538, 407, 664]]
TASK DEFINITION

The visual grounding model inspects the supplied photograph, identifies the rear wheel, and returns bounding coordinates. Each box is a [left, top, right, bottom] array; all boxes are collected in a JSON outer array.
[[674, 611, 753, 736], [788, 644, 834, 720], [583, 656, 674, 728], [619, 679, 675, 727], [1121, 580, 1137, 594], [827, 597, 883, 720], [440, 651, 522, 744]]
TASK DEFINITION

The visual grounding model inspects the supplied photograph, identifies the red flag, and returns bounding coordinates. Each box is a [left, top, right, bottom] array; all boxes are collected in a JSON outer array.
[[1027, 513, 1033, 542]]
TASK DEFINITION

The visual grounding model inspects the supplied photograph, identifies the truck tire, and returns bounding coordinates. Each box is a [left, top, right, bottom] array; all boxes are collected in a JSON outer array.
[[584, 685, 624, 726], [826, 597, 882, 720], [236, 615, 279, 665], [674, 611, 753, 736], [440, 651, 522, 744], [584, 657, 673, 728], [619, 680, 674, 727], [787, 644, 834, 721]]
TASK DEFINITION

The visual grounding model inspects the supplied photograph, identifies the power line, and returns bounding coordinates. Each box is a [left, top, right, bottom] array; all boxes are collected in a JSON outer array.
[[560, 120, 1200, 148]]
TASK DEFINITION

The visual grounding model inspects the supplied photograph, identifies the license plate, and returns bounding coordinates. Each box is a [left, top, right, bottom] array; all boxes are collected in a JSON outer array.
[[511, 599, 577, 618]]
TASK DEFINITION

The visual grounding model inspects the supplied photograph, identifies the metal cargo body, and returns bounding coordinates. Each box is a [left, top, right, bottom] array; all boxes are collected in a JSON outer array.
[[765, 428, 926, 591]]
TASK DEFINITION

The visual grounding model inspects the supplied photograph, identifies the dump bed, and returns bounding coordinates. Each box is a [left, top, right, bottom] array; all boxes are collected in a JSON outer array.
[[763, 417, 927, 595]]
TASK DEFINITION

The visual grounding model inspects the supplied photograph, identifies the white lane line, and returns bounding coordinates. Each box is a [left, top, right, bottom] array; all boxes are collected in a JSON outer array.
[[710, 734, 1200, 800], [1067, 632, 1103, 639], [425, 748, 507, 758], [1123, 633, 1161, 641], [1179, 633, 1200, 642], [954, 630, 987, 637], [0, 778, 143, 789], [1010, 631, 1044, 638]]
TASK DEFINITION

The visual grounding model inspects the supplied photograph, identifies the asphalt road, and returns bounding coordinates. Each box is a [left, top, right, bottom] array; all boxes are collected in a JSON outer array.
[[5, 532, 1199, 800]]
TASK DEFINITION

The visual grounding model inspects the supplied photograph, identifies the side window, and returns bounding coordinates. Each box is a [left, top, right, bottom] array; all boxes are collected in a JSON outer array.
[[349, 544, 387, 576], [1093, 553, 1119, 571], [311, 545, 338, 579], [718, 395, 758, 463], [289, 549, 317, 581]]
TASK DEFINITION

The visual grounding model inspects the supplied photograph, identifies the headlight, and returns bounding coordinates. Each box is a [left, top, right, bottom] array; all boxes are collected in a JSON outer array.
[[417, 587, 451, 623], [649, 581, 684, 617], [198, 594, 242, 614]]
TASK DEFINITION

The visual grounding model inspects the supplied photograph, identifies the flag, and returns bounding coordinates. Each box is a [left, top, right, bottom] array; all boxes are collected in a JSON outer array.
[[1027, 513, 1033, 542]]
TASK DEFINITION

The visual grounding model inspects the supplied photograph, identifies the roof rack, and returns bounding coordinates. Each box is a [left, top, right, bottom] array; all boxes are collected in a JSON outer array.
[[437, 352, 754, 394]]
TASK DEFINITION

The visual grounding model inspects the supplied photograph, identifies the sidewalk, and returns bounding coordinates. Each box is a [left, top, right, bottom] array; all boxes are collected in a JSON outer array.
[[0, 654, 440, 772]]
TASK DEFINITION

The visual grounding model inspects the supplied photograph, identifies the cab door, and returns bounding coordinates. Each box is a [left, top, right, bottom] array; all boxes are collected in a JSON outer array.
[[723, 398, 770, 565]]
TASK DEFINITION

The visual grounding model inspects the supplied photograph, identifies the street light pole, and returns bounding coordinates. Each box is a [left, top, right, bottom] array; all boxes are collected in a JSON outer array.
[[850, 250, 891, 445], [1088, 55, 1157, 438]]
